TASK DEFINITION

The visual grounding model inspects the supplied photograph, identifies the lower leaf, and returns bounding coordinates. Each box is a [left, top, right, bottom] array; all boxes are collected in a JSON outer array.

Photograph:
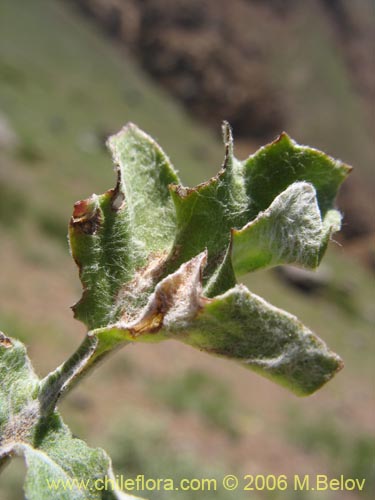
[[175, 284, 343, 396], [93, 254, 343, 396], [0, 334, 143, 500]]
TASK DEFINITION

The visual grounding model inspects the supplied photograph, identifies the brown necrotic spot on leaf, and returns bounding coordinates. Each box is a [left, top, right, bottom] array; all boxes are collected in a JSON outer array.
[[129, 312, 164, 336], [120, 251, 208, 337], [221, 120, 234, 166], [71, 196, 102, 235], [169, 184, 195, 198], [2, 403, 40, 446], [72, 200, 88, 219], [0, 331, 13, 349], [117, 251, 170, 323]]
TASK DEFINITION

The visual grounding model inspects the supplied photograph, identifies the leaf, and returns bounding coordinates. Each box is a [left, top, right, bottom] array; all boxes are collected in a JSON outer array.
[[173, 283, 343, 396], [166, 127, 350, 293], [22, 414, 142, 500], [0, 333, 143, 500], [69, 122, 350, 395], [94, 252, 342, 395], [232, 181, 341, 274], [69, 123, 180, 330], [0, 333, 39, 449], [243, 131, 350, 217]]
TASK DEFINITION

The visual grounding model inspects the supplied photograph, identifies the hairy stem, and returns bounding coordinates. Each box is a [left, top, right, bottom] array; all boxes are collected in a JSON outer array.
[[38, 334, 127, 416]]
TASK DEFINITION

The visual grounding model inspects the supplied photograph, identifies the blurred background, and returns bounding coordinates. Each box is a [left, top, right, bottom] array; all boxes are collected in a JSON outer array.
[[0, 0, 374, 498]]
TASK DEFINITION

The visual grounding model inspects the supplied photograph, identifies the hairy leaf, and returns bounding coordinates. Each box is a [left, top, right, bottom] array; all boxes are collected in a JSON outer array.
[[69, 124, 179, 330], [0, 333, 142, 500], [69, 122, 350, 395], [93, 251, 342, 395], [174, 283, 343, 395], [232, 182, 341, 274], [0, 334, 39, 451]]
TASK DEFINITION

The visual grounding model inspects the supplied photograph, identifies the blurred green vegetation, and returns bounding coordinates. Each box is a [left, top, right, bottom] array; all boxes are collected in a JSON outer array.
[[150, 369, 239, 438], [0, 458, 26, 500], [271, 2, 373, 179], [107, 415, 241, 500], [285, 408, 375, 499]]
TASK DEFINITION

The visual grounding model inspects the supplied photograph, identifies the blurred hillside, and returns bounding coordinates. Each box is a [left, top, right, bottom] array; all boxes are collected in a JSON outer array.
[[0, 1, 374, 499]]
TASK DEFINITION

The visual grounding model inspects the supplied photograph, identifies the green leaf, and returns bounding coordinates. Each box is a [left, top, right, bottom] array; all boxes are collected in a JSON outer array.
[[0, 333, 39, 448], [232, 181, 341, 274], [165, 127, 350, 293], [69, 123, 180, 330], [94, 251, 342, 395], [0, 333, 143, 500], [22, 414, 142, 500], [174, 284, 343, 396], [68, 122, 349, 395], [243, 131, 351, 216]]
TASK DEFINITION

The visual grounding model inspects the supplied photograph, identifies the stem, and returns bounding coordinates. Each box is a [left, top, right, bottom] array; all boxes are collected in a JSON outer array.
[[38, 333, 127, 416]]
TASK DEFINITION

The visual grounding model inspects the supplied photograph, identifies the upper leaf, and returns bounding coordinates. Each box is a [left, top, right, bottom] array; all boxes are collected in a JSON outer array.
[[166, 127, 350, 294], [69, 123, 180, 330], [69, 122, 350, 395], [231, 182, 341, 274], [242, 131, 350, 217]]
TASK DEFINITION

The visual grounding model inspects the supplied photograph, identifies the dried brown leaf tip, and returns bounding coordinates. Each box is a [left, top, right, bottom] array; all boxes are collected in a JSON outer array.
[[71, 196, 101, 235], [0, 332, 13, 349], [119, 251, 207, 337]]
